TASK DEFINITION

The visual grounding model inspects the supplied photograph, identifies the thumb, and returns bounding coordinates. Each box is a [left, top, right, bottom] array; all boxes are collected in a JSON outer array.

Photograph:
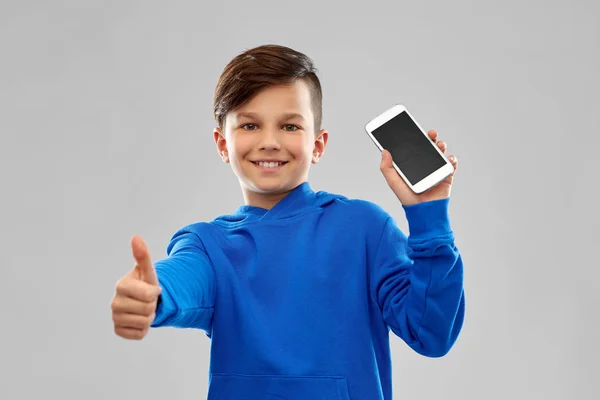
[[379, 149, 401, 184], [131, 235, 159, 286], [380, 148, 393, 168]]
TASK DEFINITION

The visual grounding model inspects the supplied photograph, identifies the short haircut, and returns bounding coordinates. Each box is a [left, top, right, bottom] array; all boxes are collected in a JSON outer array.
[[213, 44, 323, 132]]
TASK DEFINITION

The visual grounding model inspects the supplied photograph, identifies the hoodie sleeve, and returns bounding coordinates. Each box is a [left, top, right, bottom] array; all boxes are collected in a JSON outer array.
[[151, 227, 216, 335], [370, 197, 465, 357]]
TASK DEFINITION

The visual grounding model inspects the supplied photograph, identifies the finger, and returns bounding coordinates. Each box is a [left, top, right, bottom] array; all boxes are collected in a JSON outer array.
[[111, 294, 158, 316], [380, 148, 393, 169], [448, 155, 458, 176], [437, 155, 458, 187], [131, 235, 159, 286], [437, 141, 447, 153], [114, 326, 148, 340], [116, 276, 161, 303], [379, 149, 398, 178], [113, 312, 156, 330], [427, 130, 438, 142], [379, 149, 402, 184]]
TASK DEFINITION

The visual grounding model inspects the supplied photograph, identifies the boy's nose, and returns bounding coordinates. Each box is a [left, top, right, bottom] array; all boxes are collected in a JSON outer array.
[[258, 130, 281, 151]]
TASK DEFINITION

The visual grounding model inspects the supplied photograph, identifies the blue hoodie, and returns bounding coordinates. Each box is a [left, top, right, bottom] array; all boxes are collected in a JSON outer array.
[[151, 182, 465, 400]]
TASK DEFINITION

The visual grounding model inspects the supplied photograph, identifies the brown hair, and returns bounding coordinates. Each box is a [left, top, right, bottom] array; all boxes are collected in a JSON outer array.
[[213, 44, 323, 132]]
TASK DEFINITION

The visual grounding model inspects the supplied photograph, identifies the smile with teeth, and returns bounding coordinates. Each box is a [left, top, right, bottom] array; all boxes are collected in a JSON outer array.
[[253, 161, 287, 169]]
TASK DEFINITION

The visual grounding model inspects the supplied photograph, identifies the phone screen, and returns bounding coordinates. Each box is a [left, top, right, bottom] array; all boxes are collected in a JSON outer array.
[[371, 111, 447, 185]]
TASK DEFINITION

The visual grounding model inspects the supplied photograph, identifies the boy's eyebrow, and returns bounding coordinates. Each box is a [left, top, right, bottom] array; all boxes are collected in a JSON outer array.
[[235, 112, 306, 121]]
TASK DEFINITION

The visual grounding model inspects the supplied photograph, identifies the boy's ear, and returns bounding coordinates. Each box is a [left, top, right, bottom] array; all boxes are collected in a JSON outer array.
[[214, 127, 229, 163], [312, 129, 329, 164]]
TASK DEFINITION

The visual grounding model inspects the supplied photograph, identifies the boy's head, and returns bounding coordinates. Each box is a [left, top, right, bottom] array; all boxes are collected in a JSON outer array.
[[213, 44, 328, 209]]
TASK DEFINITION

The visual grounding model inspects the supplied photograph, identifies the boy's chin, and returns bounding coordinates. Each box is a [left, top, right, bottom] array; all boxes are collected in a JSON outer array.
[[242, 179, 298, 195]]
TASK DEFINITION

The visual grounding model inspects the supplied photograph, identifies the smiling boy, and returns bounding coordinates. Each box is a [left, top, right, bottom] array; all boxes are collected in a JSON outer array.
[[214, 77, 324, 209], [111, 44, 465, 400]]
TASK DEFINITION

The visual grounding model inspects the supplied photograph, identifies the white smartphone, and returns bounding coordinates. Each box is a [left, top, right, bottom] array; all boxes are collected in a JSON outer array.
[[365, 104, 454, 194]]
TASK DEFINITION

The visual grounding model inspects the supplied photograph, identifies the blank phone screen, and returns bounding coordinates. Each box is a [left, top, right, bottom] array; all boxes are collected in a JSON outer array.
[[371, 111, 447, 185]]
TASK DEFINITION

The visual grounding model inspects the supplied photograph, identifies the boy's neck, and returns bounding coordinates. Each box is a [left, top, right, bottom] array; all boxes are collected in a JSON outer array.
[[241, 184, 302, 210]]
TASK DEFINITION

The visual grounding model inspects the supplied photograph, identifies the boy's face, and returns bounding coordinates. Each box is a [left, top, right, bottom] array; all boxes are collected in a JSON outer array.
[[214, 80, 328, 208]]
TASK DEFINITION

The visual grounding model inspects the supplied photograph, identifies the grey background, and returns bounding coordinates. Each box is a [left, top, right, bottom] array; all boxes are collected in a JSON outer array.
[[1, 0, 598, 399]]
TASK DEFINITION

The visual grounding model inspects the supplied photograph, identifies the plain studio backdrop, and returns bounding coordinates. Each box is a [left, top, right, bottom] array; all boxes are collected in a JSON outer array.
[[1, 0, 598, 399]]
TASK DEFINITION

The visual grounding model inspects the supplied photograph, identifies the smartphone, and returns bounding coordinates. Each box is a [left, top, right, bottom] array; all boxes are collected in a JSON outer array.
[[365, 104, 454, 194]]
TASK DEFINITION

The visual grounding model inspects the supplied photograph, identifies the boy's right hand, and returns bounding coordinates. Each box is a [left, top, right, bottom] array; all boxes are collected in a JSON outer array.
[[111, 235, 162, 340]]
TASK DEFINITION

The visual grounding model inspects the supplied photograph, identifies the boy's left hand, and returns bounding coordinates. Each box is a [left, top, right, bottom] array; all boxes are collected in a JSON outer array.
[[380, 130, 458, 206]]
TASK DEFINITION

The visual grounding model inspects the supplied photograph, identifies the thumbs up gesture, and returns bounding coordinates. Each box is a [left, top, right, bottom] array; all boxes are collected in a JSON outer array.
[[111, 235, 162, 340]]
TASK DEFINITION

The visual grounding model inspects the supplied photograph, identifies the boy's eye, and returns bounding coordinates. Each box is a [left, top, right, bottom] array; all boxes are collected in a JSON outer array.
[[241, 123, 258, 131], [283, 124, 300, 132]]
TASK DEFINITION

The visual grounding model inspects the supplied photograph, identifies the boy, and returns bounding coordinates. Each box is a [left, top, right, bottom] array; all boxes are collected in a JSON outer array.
[[111, 44, 465, 400]]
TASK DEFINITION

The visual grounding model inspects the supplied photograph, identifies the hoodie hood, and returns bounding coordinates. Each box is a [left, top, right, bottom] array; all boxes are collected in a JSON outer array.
[[213, 182, 344, 225]]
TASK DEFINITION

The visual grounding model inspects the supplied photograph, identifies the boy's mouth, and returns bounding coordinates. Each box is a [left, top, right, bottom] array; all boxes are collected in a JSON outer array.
[[251, 160, 288, 170]]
